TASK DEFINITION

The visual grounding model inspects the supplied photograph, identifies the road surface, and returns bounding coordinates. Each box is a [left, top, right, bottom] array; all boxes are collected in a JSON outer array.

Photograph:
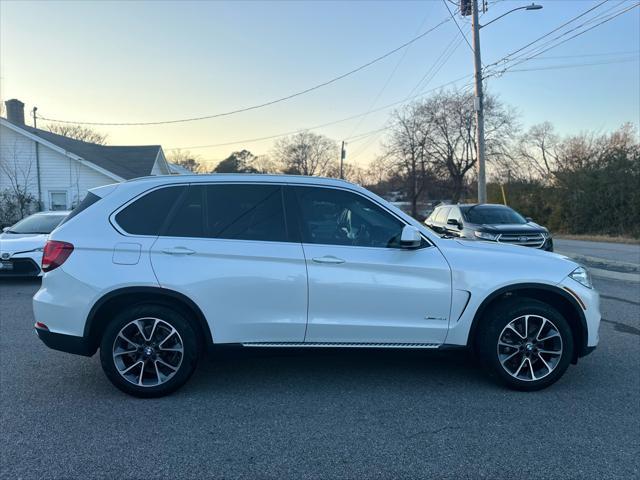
[[555, 238, 640, 267], [1, 269, 638, 479]]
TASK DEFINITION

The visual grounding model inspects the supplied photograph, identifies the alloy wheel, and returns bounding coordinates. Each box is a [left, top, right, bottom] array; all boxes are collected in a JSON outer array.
[[112, 317, 184, 387], [496, 314, 563, 382]]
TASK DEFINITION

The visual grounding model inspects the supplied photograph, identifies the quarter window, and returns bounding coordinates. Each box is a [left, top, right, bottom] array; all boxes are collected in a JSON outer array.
[[294, 186, 404, 248], [115, 186, 186, 235]]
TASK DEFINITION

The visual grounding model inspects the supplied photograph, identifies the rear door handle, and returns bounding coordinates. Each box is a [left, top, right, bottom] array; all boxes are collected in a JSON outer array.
[[312, 255, 345, 265], [161, 246, 196, 256]]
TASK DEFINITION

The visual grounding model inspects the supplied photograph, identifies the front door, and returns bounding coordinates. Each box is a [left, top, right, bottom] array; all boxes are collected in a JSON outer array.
[[292, 186, 452, 345], [150, 183, 308, 344]]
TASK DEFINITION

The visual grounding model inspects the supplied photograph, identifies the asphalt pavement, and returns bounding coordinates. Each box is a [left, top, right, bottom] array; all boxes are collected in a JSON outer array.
[[554, 239, 640, 266], [1, 240, 639, 479]]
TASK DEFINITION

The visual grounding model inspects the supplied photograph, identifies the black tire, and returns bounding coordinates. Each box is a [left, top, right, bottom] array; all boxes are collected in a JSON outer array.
[[99, 304, 199, 398], [476, 297, 574, 391]]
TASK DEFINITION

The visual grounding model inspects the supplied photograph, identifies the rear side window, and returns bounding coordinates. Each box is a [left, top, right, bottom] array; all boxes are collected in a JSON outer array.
[[58, 192, 100, 226], [115, 186, 186, 235], [164, 184, 288, 242]]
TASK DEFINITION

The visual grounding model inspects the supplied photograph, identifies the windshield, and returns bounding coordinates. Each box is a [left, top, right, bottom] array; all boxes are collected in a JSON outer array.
[[6, 214, 67, 234], [463, 206, 527, 225]]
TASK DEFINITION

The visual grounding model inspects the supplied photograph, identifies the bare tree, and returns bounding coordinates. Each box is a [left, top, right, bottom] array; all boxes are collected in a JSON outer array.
[[166, 149, 204, 173], [365, 156, 392, 187], [251, 154, 280, 174], [384, 89, 517, 206], [423, 90, 516, 202], [273, 131, 338, 176], [515, 122, 560, 182], [44, 124, 108, 145], [0, 140, 38, 220], [382, 103, 433, 216]]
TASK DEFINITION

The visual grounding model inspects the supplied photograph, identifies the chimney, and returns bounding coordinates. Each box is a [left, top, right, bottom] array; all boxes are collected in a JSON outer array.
[[5, 99, 25, 126]]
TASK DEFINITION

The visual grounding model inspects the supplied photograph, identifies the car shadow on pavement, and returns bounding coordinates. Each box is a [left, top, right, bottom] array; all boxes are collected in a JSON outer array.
[[183, 347, 490, 395]]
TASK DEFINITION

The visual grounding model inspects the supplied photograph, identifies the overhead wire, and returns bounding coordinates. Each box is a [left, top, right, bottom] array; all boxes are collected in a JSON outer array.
[[485, 1, 640, 77], [39, 17, 452, 127], [345, 8, 434, 140]]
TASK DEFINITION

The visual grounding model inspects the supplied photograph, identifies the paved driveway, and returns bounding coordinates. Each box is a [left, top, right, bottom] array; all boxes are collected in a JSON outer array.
[[1, 275, 638, 479]]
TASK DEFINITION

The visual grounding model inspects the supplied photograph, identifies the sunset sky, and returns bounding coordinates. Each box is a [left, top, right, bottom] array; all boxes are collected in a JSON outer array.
[[1, 0, 639, 169]]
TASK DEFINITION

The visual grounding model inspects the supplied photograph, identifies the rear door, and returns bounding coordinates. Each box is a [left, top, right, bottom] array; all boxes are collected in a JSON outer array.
[[291, 185, 451, 345], [150, 183, 308, 344]]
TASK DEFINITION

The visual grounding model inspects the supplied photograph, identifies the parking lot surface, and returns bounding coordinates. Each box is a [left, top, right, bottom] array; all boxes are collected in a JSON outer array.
[[1, 275, 638, 479]]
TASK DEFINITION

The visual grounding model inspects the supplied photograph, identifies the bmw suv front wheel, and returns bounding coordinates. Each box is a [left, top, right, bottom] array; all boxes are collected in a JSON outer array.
[[99, 304, 199, 398], [476, 298, 574, 391]]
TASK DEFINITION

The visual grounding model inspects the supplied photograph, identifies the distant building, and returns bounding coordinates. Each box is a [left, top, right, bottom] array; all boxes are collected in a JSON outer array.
[[0, 99, 177, 211]]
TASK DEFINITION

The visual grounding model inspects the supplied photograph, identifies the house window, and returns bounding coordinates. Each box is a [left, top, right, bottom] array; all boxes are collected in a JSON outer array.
[[49, 191, 68, 211]]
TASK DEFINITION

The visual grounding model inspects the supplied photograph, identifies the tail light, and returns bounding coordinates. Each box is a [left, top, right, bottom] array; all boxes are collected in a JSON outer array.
[[42, 240, 74, 272]]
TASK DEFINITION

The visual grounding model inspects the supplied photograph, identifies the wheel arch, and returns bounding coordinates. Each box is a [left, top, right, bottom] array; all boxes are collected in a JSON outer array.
[[84, 286, 213, 354], [467, 283, 588, 362]]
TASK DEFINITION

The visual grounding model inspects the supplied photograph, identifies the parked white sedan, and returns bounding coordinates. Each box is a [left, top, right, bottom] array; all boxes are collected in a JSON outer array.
[[0, 211, 70, 277]]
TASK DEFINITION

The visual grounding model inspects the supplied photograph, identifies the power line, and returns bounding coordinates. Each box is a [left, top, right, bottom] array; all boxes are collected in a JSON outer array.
[[39, 17, 451, 127], [484, 0, 610, 70], [168, 34, 633, 156], [348, 25, 470, 161], [147, 2, 640, 154], [531, 50, 639, 60], [497, 1, 633, 68], [345, 8, 433, 140], [487, 2, 640, 76], [165, 73, 473, 151], [442, 0, 475, 54], [502, 56, 639, 73]]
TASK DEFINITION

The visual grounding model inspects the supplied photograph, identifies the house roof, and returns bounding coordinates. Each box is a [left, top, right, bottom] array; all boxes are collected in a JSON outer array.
[[168, 162, 194, 175], [20, 124, 163, 180]]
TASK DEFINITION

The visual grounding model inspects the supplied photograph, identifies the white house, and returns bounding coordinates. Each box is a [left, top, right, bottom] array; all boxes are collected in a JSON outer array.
[[0, 99, 176, 212]]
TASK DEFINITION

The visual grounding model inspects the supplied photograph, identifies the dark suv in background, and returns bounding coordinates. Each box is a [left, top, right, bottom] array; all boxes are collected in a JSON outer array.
[[425, 204, 553, 251]]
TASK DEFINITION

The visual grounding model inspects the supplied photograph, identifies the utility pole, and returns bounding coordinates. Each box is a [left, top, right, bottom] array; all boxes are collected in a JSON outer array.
[[340, 141, 346, 179], [470, 0, 487, 204], [462, 0, 542, 203], [31, 106, 43, 209]]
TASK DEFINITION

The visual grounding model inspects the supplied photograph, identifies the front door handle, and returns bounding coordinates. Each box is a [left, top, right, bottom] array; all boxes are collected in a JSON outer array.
[[161, 246, 196, 256], [312, 255, 345, 265]]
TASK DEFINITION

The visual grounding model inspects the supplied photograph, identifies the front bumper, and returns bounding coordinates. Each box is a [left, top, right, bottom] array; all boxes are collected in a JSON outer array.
[[558, 275, 601, 351], [0, 254, 42, 277], [34, 325, 95, 356]]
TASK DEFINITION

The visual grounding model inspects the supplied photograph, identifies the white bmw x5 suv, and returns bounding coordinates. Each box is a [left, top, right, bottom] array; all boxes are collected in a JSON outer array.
[[33, 175, 600, 397]]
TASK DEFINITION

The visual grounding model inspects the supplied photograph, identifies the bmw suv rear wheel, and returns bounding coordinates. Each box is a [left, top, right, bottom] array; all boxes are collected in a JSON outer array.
[[99, 304, 199, 397]]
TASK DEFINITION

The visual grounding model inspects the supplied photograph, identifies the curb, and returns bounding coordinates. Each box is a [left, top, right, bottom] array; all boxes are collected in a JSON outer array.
[[555, 252, 640, 273], [588, 267, 640, 283], [555, 251, 640, 283]]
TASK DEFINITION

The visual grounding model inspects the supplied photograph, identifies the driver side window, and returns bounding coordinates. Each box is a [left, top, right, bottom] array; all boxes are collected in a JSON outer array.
[[294, 186, 405, 248]]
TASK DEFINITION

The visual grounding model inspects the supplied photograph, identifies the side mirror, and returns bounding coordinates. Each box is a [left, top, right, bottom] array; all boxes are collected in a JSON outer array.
[[400, 225, 422, 249], [447, 218, 462, 229], [525, 217, 533, 222]]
